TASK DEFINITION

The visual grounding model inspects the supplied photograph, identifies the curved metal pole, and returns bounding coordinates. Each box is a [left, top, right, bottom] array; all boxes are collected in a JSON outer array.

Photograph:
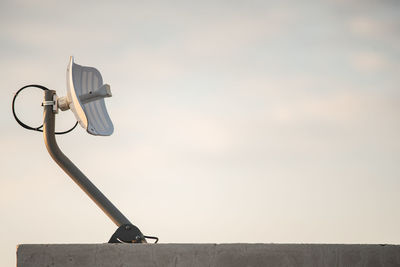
[[43, 90, 132, 227]]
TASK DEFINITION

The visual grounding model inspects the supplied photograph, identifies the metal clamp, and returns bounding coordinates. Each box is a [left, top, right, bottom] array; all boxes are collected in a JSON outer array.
[[109, 224, 146, 243], [42, 94, 58, 113], [42, 100, 54, 106]]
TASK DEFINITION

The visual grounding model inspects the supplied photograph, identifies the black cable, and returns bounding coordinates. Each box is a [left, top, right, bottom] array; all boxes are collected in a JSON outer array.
[[143, 235, 159, 243], [12, 84, 78, 135]]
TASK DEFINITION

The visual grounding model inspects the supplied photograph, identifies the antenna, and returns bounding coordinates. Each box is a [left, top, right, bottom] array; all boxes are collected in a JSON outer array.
[[58, 56, 113, 136], [13, 57, 158, 244]]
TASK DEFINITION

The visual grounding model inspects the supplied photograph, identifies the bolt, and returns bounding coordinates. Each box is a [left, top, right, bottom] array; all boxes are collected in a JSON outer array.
[[125, 225, 132, 230]]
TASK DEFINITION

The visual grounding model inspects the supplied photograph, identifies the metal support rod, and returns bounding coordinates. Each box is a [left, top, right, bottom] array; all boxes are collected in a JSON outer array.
[[43, 90, 134, 227]]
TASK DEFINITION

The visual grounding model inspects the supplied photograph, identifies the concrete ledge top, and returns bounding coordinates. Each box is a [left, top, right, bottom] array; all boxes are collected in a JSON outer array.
[[17, 243, 400, 267]]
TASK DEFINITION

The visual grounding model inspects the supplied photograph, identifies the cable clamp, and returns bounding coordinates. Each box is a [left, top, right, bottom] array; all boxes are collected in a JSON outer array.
[[42, 94, 58, 113], [42, 100, 55, 106]]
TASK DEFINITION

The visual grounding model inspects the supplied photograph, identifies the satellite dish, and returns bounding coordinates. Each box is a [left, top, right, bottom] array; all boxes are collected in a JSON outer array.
[[63, 56, 114, 136], [13, 57, 157, 244]]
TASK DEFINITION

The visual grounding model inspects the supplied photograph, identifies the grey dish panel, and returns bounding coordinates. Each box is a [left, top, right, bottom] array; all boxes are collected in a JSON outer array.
[[72, 63, 114, 136]]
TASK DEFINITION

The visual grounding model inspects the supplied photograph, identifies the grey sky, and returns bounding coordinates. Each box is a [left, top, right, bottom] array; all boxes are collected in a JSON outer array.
[[1, 0, 400, 266]]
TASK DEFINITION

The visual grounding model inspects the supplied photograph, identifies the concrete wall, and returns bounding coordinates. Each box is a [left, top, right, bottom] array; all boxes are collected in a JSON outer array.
[[17, 243, 400, 267]]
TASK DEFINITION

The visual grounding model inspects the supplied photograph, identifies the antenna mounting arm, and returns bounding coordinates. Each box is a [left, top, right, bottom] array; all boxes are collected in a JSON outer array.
[[43, 89, 147, 243]]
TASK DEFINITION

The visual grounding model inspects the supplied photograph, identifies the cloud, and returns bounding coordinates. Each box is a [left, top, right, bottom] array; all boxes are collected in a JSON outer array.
[[349, 51, 390, 72], [349, 16, 382, 38]]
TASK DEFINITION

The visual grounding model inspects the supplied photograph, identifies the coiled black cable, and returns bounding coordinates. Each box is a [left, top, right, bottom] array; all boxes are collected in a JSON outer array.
[[12, 84, 78, 134]]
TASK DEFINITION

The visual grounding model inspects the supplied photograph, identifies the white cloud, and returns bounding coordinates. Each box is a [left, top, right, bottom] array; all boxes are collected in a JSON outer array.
[[350, 51, 389, 72], [349, 16, 382, 38]]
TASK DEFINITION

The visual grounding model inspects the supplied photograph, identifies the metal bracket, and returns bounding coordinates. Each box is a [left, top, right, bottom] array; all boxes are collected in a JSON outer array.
[[109, 224, 146, 243], [42, 94, 58, 113], [42, 101, 54, 106], [43, 90, 157, 244]]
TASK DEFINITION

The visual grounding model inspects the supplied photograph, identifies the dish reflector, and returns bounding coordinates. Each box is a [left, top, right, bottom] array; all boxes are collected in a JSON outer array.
[[67, 57, 114, 136]]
